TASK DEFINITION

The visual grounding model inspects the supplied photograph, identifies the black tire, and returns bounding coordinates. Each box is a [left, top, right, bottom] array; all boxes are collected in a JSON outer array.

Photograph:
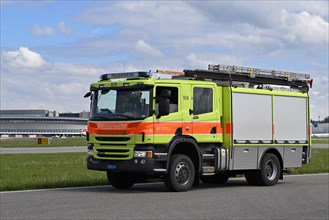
[[164, 154, 195, 192], [201, 172, 229, 184], [107, 172, 135, 189], [256, 153, 281, 186]]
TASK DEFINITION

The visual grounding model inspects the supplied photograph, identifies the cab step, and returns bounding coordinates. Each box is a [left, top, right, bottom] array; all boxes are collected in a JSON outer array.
[[202, 166, 215, 174]]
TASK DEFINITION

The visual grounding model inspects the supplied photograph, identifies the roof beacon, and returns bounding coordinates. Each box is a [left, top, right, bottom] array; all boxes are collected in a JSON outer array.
[[100, 71, 152, 80]]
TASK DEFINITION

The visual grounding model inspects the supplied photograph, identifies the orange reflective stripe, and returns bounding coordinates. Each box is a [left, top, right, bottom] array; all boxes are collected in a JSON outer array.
[[153, 122, 182, 135], [88, 121, 144, 135], [88, 121, 223, 135], [192, 122, 222, 134], [225, 122, 232, 135]]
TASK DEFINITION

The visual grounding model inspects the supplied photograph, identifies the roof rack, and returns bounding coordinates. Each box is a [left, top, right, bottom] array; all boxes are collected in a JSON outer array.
[[183, 64, 312, 91], [156, 69, 184, 75]]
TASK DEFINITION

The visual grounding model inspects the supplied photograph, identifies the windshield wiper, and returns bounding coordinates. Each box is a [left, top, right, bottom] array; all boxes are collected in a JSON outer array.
[[91, 114, 136, 120], [90, 115, 112, 120], [110, 113, 135, 119]]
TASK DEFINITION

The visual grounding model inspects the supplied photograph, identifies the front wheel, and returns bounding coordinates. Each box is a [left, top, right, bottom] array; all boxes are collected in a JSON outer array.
[[164, 154, 195, 192], [257, 153, 281, 186], [107, 172, 135, 189]]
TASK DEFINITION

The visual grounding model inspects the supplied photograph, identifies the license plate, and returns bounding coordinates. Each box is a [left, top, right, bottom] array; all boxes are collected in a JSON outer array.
[[107, 164, 117, 170]]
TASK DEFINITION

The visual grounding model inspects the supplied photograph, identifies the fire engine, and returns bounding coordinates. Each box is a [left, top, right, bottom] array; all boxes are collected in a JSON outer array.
[[84, 64, 312, 191]]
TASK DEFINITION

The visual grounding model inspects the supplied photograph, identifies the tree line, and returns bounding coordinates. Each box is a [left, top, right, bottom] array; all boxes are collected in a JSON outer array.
[[311, 116, 329, 124]]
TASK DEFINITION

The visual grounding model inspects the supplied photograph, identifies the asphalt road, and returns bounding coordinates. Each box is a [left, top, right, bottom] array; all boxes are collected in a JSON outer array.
[[0, 144, 327, 154], [1, 174, 328, 220]]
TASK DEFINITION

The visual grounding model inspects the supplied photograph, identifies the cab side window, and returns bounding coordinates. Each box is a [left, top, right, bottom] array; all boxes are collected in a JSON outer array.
[[193, 87, 213, 115], [155, 86, 178, 114]]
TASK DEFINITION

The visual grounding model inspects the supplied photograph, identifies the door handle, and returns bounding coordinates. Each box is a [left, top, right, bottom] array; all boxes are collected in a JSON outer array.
[[193, 115, 199, 119]]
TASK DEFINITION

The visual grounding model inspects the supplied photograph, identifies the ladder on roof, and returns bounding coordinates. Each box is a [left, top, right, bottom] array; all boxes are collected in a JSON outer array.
[[183, 64, 312, 91]]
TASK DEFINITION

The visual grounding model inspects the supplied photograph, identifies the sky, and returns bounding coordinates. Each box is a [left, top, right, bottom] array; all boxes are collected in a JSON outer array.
[[1, 0, 328, 120]]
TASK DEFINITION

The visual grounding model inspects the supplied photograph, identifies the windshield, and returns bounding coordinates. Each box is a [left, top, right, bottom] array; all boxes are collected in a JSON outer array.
[[90, 89, 151, 120]]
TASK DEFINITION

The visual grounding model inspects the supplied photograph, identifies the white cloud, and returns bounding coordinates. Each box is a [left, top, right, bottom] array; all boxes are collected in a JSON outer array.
[[1, 47, 104, 112], [58, 21, 74, 34], [311, 91, 320, 96], [135, 40, 162, 57], [280, 10, 329, 45], [31, 22, 74, 36], [31, 25, 55, 36], [2, 47, 48, 69], [185, 54, 211, 68], [43, 82, 85, 97], [72, 1, 328, 62]]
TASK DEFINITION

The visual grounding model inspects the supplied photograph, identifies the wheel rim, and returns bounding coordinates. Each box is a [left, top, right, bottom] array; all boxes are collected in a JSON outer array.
[[265, 159, 278, 180], [175, 162, 190, 185]]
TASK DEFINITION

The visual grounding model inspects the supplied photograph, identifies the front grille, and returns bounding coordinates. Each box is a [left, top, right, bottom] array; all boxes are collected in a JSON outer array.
[[94, 147, 132, 160], [96, 137, 131, 142]]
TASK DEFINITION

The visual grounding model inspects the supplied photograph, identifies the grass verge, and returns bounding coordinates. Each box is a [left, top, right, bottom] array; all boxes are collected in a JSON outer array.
[[0, 153, 107, 191], [0, 137, 87, 148], [291, 148, 329, 174], [312, 137, 329, 145], [0, 149, 328, 192]]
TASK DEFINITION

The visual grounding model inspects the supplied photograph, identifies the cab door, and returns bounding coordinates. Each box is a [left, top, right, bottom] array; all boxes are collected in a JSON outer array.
[[191, 85, 220, 143], [153, 85, 182, 144]]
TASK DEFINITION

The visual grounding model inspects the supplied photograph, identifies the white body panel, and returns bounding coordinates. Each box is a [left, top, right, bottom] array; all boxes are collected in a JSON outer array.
[[274, 96, 307, 142], [232, 93, 272, 142]]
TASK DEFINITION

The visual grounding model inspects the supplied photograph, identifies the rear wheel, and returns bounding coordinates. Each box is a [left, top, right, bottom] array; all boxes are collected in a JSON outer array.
[[164, 154, 195, 192], [107, 172, 135, 189], [256, 153, 281, 186]]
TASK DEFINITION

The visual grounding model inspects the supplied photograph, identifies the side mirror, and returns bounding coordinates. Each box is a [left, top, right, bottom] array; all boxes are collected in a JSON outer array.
[[84, 91, 92, 98]]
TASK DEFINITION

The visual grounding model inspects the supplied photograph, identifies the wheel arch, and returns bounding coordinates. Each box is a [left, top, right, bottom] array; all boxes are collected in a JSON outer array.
[[258, 148, 284, 179], [167, 136, 201, 174]]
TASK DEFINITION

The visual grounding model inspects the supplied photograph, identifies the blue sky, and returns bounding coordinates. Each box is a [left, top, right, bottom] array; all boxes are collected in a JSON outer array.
[[1, 1, 328, 120]]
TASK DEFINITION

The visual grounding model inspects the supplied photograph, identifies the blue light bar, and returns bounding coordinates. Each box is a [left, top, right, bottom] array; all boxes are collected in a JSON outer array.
[[100, 71, 152, 80]]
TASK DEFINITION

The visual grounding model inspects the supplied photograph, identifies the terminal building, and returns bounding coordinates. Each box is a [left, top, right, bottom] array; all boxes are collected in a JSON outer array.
[[0, 110, 88, 138], [312, 122, 329, 136]]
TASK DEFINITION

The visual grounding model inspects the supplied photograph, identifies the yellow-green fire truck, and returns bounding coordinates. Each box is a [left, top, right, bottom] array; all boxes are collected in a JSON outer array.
[[84, 64, 312, 191]]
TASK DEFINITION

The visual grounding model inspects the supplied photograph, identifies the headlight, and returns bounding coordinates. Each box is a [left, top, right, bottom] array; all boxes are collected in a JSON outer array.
[[134, 151, 153, 158]]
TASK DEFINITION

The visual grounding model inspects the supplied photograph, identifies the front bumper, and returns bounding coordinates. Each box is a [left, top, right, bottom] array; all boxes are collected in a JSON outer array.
[[87, 156, 155, 173]]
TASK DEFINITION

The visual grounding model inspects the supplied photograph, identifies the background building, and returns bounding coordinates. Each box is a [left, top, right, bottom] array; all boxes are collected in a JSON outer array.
[[0, 110, 88, 138], [312, 122, 329, 136]]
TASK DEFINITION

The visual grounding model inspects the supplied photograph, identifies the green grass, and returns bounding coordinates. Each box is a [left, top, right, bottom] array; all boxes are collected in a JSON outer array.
[[0, 137, 87, 148], [312, 137, 329, 145], [0, 153, 107, 191], [0, 149, 328, 192], [291, 148, 329, 174]]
